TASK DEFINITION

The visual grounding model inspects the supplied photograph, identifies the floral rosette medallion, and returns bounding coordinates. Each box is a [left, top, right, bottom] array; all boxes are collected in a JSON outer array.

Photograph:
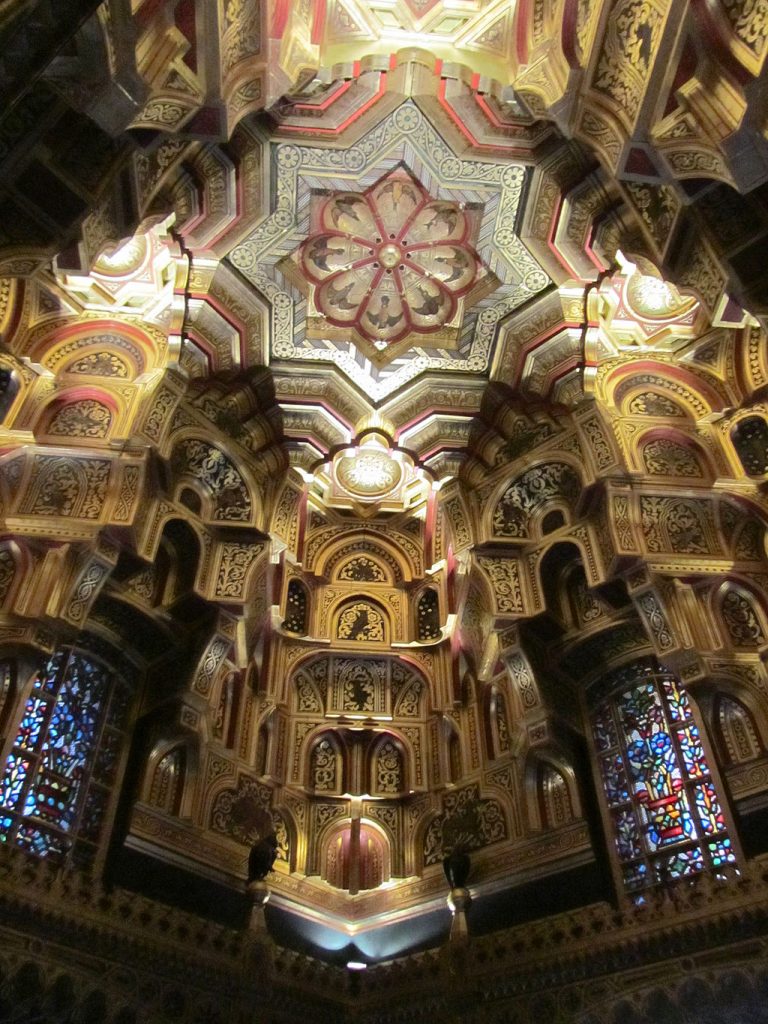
[[299, 171, 488, 362]]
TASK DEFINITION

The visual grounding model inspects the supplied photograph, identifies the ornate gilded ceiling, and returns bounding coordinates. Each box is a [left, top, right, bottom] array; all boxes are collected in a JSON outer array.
[[1, 0, 768, 986], [227, 98, 547, 409]]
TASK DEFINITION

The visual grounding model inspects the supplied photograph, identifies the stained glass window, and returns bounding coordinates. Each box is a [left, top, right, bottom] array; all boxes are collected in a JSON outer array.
[[0, 649, 130, 866], [591, 660, 735, 894]]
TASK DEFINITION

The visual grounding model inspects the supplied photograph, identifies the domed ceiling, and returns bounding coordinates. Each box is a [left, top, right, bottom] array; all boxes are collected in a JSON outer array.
[[1, 0, 767, 989], [227, 99, 547, 408]]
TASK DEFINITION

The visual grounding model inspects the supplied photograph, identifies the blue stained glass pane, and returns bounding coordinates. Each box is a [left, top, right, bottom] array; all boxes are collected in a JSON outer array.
[[25, 768, 79, 827], [626, 728, 682, 805], [622, 860, 648, 891], [0, 814, 13, 835], [676, 725, 707, 778], [36, 652, 65, 694], [601, 753, 629, 805], [1, 753, 30, 808], [595, 664, 735, 892], [14, 698, 48, 750], [657, 846, 704, 881], [662, 676, 691, 720], [0, 649, 127, 866], [15, 820, 69, 859], [695, 782, 726, 834], [708, 837, 735, 867], [612, 807, 642, 859]]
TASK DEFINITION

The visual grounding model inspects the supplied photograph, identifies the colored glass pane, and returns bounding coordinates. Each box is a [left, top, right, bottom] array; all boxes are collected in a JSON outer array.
[[641, 791, 694, 851], [676, 724, 706, 778], [708, 836, 733, 867], [662, 676, 691, 720], [658, 846, 704, 881], [694, 782, 725, 834], [14, 698, 48, 750], [622, 860, 648, 891], [612, 807, 642, 860], [0, 649, 130, 866], [601, 754, 629, 805], [1, 753, 29, 806], [592, 661, 735, 894]]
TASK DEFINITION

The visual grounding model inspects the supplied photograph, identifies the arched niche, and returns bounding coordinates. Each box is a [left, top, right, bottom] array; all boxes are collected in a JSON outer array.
[[619, 386, 693, 421], [169, 437, 252, 524], [416, 586, 441, 642], [713, 693, 765, 766], [370, 734, 407, 796], [538, 541, 592, 623], [609, 361, 721, 421], [483, 683, 511, 761], [36, 391, 117, 445], [145, 743, 188, 816], [0, 364, 20, 424], [443, 718, 463, 784], [312, 532, 411, 583], [212, 670, 242, 749], [320, 819, 390, 893], [489, 460, 583, 541], [332, 596, 390, 645], [157, 519, 201, 604], [0, 539, 25, 611], [525, 755, 580, 831], [282, 578, 309, 636], [716, 583, 768, 650], [254, 713, 273, 778], [637, 430, 711, 482], [332, 551, 395, 585], [731, 414, 768, 477], [36, 322, 156, 379]]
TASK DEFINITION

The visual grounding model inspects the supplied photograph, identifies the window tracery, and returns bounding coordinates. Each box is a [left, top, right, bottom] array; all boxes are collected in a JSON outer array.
[[591, 661, 735, 894], [0, 649, 130, 866]]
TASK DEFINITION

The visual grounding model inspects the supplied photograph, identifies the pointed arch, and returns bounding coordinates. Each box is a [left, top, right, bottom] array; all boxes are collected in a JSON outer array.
[[525, 754, 580, 830], [716, 582, 768, 649]]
